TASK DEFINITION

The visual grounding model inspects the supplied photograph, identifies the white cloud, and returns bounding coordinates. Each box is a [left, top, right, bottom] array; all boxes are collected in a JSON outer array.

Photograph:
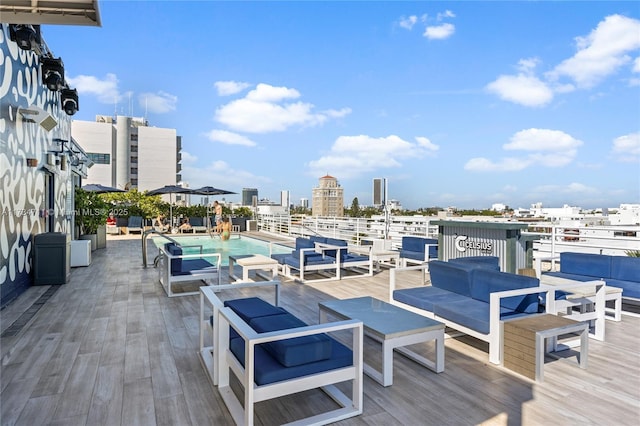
[[138, 91, 177, 114], [547, 14, 640, 88], [424, 23, 455, 40], [486, 74, 554, 107], [67, 73, 121, 104], [307, 134, 438, 179], [215, 83, 350, 133], [611, 132, 640, 162], [214, 81, 251, 96], [181, 160, 271, 191], [205, 129, 256, 147], [465, 128, 582, 172], [437, 10, 455, 21], [399, 15, 418, 30], [532, 182, 598, 195], [634, 57, 640, 73], [180, 150, 198, 164]]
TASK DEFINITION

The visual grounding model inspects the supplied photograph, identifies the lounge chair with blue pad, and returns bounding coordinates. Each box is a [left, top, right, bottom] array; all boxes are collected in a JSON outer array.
[[127, 215, 143, 234], [158, 242, 221, 297], [399, 236, 438, 267], [189, 217, 207, 233]]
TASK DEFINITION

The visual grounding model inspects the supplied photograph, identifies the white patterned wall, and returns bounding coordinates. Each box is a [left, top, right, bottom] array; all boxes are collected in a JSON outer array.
[[0, 24, 77, 307]]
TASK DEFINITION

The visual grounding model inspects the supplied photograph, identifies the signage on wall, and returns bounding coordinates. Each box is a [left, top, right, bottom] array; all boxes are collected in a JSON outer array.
[[455, 235, 493, 253]]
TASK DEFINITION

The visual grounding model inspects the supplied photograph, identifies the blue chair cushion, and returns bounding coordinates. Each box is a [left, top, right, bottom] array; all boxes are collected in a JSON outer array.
[[401, 237, 438, 259], [249, 313, 332, 367], [295, 237, 315, 250], [229, 336, 353, 386], [470, 269, 541, 313], [271, 253, 290, 264], [310, 236, 327, 245], [342, 254, 369, 264], [560, 252, 611, 278], [393, 286, 469, 312], [606, 279, 640, 299], [165, 243, 182, 273], [324, 238, 348, 260], [224, 297, 287, 323], [172, 259, 216, 276], [284, 255, 334, 269]]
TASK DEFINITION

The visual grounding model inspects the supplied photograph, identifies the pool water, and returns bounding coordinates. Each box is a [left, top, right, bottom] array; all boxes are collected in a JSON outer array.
[[151, 235, 291, 266]]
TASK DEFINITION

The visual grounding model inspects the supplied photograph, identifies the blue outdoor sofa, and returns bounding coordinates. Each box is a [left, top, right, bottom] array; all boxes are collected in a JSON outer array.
[[544, 252, 640, 301], [199, 283, 364, 425], [274, 236, 373, 283], [390, 260, 558, 364]]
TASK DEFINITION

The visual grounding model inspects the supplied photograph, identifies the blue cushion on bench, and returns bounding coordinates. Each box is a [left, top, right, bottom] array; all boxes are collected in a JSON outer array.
[[171, 258, 216, 276], [295, 237, 315, 250], [229, 336, 352, 386], [224, 297, 287, 323], [249, 313, 332, 367], [393, 286, 469, 312], [310, 236, 327, 245], [429, 260, 476, 297], [610, 255, 640, 282], [284, 255, 334, 269], [449, 256, 500, 271], [165, 243, 183, 273], [434, 299, 531, 335], [560, 252, 611, 278], [471, 269, 541, 313]]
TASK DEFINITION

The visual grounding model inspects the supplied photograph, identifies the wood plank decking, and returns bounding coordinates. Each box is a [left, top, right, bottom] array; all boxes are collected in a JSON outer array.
[[1, 233, 639, 425]]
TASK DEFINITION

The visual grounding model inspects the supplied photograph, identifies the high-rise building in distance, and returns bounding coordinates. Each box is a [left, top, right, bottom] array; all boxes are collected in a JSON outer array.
[[312, 175, 344, 217], [242, 188, 258, 206]]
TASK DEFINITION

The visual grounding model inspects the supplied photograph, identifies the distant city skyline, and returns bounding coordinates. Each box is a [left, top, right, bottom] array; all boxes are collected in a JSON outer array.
[[41, 1, 640, 209]]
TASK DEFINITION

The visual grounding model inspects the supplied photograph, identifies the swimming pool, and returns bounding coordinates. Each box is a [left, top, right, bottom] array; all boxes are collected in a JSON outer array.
[[150, 235, 292, 266]]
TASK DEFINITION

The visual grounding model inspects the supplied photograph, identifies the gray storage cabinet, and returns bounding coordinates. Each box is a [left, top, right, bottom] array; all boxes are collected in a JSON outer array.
[[33, 232, 71, 285]]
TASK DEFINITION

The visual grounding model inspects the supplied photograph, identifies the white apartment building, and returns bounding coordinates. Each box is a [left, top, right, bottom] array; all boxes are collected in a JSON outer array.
[[72, 115, 181, 191]]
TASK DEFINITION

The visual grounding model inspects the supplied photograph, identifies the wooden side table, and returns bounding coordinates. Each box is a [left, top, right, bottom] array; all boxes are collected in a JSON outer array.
[[501, 314, 588, 382]]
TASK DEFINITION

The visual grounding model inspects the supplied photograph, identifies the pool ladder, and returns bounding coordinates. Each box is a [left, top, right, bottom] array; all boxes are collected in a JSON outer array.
[[142, 229, 183, 268]]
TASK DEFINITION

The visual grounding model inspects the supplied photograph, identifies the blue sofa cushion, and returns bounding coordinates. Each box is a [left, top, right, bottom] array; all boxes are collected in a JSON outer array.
[[342, 253, 370, 264], [229, 336, 353, 386], [271, 253, 290, 264], [434, 299, 532, 335], [449, 256, 500, 271], [607, 279, 640, 299], [544, 271, 602, 282], [324, 238, 348, 260], [295, 237, 315, 251], [249, 313, 333, 367], [428, 260, 476, 297], [560, 252, 611, 278], [310, 236, 327, 245], [470, 269, 541, 313], [171, 259, 216, 276], [165, 243, 182, 273], [401, 236, 438, 260], [224, 297, 287, 323], [393, 286, 469, 312], [610, 256, 640, 282], [284, 254, 334, 269]]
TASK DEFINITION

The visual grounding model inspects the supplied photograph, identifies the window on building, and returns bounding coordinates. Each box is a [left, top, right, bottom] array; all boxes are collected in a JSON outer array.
[[130, 145, 138, 153], [131, 168, 138, 175], [131, 178, 138, 186], [87, 153, 110, 164], [131, 157, 138, 164], [130, 134, 138, 142]]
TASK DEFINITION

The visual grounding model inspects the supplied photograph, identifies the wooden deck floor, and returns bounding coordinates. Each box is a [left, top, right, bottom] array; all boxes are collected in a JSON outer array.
[[1, 233, 639, 425]]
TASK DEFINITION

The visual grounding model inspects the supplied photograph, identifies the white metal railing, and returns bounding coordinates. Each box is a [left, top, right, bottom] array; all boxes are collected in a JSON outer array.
[[256, 214, 639, 259]]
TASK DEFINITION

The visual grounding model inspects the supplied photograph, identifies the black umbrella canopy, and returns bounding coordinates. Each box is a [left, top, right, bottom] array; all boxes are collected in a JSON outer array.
[[146, 185, 195, 196], [81, 183, 125, 193], [191, 186, 236, 196]]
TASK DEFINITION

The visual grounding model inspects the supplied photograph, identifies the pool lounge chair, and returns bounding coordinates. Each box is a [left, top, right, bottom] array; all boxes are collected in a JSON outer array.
[[189, 217, 208, 233], [158, 242, 221, 297], [127, 215, 143, 234]]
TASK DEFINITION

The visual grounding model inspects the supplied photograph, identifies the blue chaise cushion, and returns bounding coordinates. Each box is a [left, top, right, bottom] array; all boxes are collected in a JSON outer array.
[[249, 313, 333, 367], [393, 286, 469, 312]]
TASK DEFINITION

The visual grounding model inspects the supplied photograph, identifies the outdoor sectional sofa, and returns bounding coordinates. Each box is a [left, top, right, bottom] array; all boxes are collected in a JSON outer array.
[[198, 282, 364, 426], [399, 236, 438, 266], [274, 236, 373, 282], [158, 242, 221, 297], [543, 252, 640, 301], [390, 260, 558, 364]]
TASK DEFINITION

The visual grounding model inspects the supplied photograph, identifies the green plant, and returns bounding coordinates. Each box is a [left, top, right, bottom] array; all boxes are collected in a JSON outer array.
[[625, 250, 640, 257], [75, 187, 109, 235]]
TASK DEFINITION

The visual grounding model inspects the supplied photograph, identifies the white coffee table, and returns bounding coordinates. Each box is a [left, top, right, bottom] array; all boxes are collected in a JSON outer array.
[[319, 296, 444, 387], [228, 254, 279, 283]]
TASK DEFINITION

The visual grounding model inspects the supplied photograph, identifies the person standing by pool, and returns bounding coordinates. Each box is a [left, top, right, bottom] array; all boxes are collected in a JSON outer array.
[[214, 201, 223, 232], [220, 217, 232, 240]]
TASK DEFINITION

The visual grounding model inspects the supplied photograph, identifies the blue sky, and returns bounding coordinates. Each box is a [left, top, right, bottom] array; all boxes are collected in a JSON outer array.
[[42, 1, 640, 209]]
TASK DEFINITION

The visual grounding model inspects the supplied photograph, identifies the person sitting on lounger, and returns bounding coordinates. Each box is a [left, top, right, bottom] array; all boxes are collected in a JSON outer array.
[[106, 213, 117, 226], [220, 217, 232, 240], [178, 217, 192, 233]]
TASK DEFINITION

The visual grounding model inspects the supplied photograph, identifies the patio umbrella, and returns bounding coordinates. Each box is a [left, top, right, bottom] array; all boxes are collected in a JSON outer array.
[[147, 185, 195, 230], [191, 186, 236, 231], [81, 183, 125, 193]]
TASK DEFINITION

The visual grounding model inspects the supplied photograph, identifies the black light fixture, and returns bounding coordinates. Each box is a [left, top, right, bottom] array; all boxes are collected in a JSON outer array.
[[8, 24, 41, 52], [41, 57, 65, 91], [61, 88, 79, 116]]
